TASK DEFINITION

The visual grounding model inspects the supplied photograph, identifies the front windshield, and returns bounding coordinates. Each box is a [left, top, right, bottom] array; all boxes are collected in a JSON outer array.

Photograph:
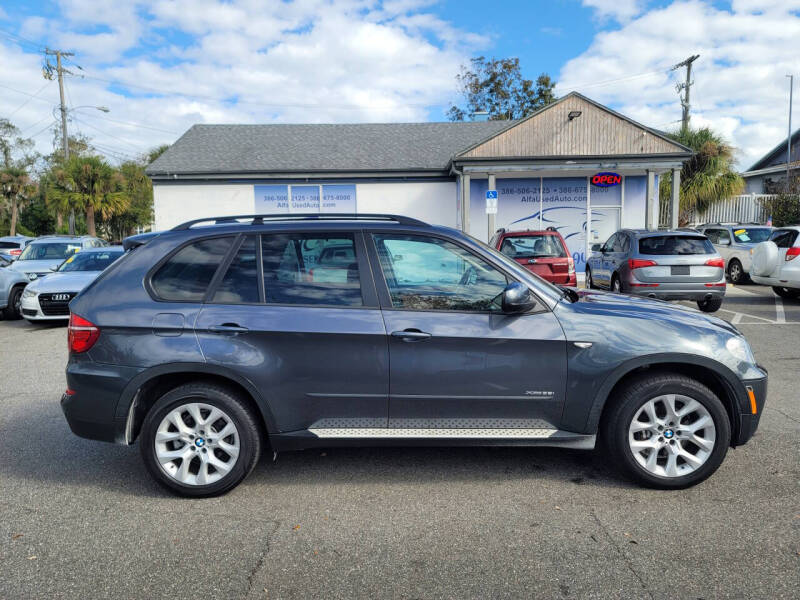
[[58, 250, 123, 272], [499, 235, 567, 259], [732, 228, 771, 244], [18, 242, 81, 261]]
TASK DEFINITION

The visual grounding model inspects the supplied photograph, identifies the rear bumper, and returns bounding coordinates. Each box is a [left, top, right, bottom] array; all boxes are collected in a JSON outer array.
[[626, 282, 726, 301]]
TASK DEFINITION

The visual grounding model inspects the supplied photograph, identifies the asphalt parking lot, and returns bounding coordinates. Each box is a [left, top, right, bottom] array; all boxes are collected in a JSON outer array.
[[1, 283, 798, 600]]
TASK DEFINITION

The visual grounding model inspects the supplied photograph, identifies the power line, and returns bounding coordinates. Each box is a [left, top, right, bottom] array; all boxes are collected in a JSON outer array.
[[7, 81, 52, 117], [557, 69, 667, 93], [78, 111, 181, 135], [0, 27, 45, 51], [71, 115, 148, 151], [0, 81, 57, 105]]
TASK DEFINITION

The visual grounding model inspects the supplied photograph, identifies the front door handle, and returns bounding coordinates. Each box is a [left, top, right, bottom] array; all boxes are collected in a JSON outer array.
[[209, 323, 249, 334], [391, 329, 432, 342]]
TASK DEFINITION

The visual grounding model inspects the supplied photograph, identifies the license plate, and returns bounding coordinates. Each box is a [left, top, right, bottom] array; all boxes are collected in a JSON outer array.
[[671, 265, 690, 275]]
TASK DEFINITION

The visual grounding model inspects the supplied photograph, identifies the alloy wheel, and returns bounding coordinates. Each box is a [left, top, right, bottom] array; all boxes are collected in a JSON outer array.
[[729, 261, 742, 283], [154, 402, 240, 486], [627, 394, 716, 478]]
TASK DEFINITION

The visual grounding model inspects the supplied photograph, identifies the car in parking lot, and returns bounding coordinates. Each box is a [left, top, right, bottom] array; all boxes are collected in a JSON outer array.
[[0, 234, 34, 261], [490, 227, 577, 286], [585, 229, 726, 312], [21, 246, 125, 322], [61, 213, 766, 496], [749, 226, 800, 299], [9, 235, 108, 282], [0, 257, 29, 319], [697, 223, 773, 284]]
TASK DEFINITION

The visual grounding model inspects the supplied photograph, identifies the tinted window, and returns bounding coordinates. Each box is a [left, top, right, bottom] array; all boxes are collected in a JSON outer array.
[[151, 237, 233, 301], [499, 235, 566, 258], [0, 241, 21, 249], [374, 234, 508, 312], [603, 234, 617, 252], [213, 236, 260, 304], [261, 234, 362, 306], [771, 229, 799, 248], [19, 242, 81, 261], [732, 227, 772, 243], [639, 236, 715, 255], [612, 234, 627, 253], [58, 250, 123, 272]]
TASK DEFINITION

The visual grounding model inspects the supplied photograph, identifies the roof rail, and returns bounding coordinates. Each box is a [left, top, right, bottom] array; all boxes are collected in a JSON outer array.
[[171, 213, 429, 231]]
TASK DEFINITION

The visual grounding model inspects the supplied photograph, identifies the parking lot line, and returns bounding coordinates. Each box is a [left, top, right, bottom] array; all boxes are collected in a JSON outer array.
[[775, 297, 786, 324]]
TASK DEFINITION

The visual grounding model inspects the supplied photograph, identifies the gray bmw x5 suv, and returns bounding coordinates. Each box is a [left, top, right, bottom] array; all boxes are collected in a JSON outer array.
[[62, 214, 767, 496]]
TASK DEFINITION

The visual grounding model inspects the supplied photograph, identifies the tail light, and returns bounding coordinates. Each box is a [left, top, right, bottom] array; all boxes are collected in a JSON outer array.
[[628, 258, 657, 270], [68, 313, 100, 353], [705, 257, 725, 268], [567, 256, 575, 274], [786, 247, 800, 262], [9, 249, 21, 256]]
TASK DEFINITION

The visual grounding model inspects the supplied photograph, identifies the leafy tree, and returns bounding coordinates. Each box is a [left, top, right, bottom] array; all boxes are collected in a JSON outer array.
[[759, 193, 800, 226], [659, 127, 744, 225], [145, 144, 170, 165], [0, 167, 38, 235], [105, 161, 154, 241], [448, 57, 556, 121]]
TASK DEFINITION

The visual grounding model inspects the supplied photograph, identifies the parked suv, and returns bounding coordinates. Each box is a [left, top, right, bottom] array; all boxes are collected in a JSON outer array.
[[0, 235, 33, 261], [585, 229, 726, 312], [490, 228, 577, 286], [62, 214, 766, 496], [697, 224, 773, 284], [9, 235, 108, 281], [749, 227, 800, 299]]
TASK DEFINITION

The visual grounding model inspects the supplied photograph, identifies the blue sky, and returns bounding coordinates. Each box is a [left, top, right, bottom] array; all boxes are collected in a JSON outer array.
[[1, 0, 799, 168]]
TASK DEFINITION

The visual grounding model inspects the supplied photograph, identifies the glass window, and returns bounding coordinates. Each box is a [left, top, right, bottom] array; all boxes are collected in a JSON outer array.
[[499, 235, 567, 259], [638, 236, 715, 255], [771, 229, 799, 248], [261, 234, 362, 306], [151, 237, 233, 302], [703, 229, 719, 244], [603, 234, 617, 252], [717, 229, 731, 244], [213, 236, 260, 304], [732, 227, 772, 244], [373, 234, 508, 312], [18, 242, 81, 261], [58, 250, 124, 272], [612, 234, 627, 253]]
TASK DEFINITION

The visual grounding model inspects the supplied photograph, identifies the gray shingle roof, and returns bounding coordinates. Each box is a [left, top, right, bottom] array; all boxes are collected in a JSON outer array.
[[146, 121, 513, 176]]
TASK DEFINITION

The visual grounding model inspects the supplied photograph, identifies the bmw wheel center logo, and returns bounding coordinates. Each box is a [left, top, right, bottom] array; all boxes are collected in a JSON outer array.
[[664, 429, 674, 439], [195, 437, 205, 447]]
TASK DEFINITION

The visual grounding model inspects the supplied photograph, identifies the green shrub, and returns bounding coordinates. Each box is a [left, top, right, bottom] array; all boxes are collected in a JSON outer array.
[[760, 194, 800, 227]]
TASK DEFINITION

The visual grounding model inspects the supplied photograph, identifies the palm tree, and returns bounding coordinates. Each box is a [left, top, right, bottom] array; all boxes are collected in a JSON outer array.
[[50, 156, 129, 236], [660, 127, 744, 225], [0, 167, 37, 235]]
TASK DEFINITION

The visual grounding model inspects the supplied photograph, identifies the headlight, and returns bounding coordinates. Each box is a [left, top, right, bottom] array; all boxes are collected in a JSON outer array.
[[726, 336, 755, 364], [22, 289, 37, 299]]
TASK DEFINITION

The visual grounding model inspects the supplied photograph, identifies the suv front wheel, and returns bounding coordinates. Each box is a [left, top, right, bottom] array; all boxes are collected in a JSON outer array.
[[140, 382, 262, 497], [602, 373, 731, 489]]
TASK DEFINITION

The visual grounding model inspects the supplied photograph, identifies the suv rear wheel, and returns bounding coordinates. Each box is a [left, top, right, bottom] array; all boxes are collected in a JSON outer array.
[[602, 373, 730, 489], [585, 268, 595, 289], [140, 383, 262, 497], [772, 286, 800, 300], [697, 297, 723, 312]]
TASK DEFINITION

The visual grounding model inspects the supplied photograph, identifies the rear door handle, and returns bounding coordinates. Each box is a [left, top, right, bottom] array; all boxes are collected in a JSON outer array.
[[209, 323, 249, 334], [391, 329, 432, 342]]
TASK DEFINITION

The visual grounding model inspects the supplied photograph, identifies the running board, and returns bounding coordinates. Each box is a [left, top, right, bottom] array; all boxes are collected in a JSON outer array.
[[304, 427, 595, 449]]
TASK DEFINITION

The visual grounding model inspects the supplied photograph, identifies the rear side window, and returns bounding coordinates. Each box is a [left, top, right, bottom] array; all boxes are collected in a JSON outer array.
[[213, 236, 260, 304], [499, 235, 566, 258], [151, 237, 233, 301], [0, 241, 21, 249], [638, 236, 714, 255], [771, 229, 799, 248], [261, 234, 362, 306]]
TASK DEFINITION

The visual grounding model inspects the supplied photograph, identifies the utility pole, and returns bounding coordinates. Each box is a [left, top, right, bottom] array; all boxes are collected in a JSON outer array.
[[672, 54, 700, 131], [43, 48, 75, 233], [787, 74, 794, 192]]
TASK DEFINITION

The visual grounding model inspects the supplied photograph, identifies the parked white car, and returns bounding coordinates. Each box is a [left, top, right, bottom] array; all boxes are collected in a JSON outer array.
[[21, 246, 124, 321], [750, 227, 800, 299], [698, 224, 773, 284]]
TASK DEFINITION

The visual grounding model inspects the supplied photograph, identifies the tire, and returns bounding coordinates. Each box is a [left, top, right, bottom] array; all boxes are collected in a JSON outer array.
[[2, 285, 24, 320], [601, 373, 731, 489], [611, 274, 622, 293], [751, 242, 778, 277], [772, 286, 800, 300], [727, 259, 746, 284], [585, 268, 594, 289], [697, 297, 723, 312], [140, 382, 262, 497]]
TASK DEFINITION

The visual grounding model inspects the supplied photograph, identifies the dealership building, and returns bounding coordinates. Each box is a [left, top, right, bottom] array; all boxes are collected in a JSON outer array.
[[147, 92, 691, 272]]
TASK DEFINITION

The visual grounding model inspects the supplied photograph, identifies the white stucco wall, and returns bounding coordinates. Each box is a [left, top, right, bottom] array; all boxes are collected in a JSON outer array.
[[153, 180, 458, 231]]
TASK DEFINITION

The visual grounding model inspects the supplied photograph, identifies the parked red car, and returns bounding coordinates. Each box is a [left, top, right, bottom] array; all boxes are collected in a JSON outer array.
[[490, 228, 577, 286]]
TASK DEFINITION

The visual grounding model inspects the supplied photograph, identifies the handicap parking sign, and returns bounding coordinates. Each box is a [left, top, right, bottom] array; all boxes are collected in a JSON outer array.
[[485, 190, 498, 214]]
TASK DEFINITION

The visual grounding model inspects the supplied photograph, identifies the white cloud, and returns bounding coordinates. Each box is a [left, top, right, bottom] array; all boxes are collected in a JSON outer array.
[[559, 0, 800, 169], [0, 0, 482, 163], [582, 0, 643, 22]]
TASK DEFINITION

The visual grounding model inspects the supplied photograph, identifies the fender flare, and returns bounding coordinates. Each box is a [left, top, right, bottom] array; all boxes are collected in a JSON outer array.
[[116, 362, 279, 435], [583, 353, 746, 433]]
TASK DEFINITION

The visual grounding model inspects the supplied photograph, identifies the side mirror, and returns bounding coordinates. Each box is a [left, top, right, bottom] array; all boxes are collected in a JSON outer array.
[[591, 244, 602, 252], [49, 266, 58, 271], [501, 281, 536, 314]]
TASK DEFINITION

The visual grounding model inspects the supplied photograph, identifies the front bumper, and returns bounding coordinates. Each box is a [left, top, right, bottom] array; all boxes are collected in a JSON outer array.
[[21, 294, 69, 320], [735, 367, 768, 446]]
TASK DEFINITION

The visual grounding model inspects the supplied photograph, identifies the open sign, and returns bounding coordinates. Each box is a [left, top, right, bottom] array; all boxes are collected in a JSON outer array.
[[591, 172, 622, 187]]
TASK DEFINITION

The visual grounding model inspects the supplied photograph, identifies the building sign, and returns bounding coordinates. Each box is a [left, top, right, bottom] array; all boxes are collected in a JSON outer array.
[[591, 172, 622, 187], [255, 184, 356, 214]]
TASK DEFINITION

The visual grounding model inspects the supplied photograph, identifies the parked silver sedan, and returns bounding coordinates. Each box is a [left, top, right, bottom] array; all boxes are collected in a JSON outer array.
[[586, 229, 726, 312]]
